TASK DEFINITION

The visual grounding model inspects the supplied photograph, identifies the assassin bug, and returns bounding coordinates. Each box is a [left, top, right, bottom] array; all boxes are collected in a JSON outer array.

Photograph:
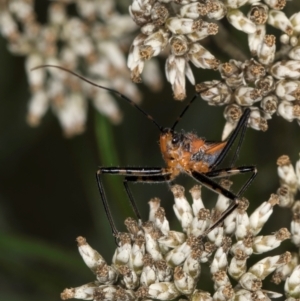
[[33, 65, 257, 240]]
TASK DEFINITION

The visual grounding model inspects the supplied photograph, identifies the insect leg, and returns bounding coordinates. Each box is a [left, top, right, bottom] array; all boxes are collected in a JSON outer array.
[[124, 171, 174, 217], [96, 167, 172, 237], [205, 165, 257, 197], [210, 108, 251, 170], [96, 170, 119, 237], [190, 170, 240, 237], [123, 173, 174, 222]]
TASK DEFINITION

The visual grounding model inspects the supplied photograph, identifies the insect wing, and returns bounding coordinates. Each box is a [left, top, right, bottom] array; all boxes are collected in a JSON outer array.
[[190, 140, 227, 167]]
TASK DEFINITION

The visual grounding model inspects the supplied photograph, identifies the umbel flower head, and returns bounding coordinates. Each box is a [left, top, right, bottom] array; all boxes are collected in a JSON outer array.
[[128, 0, 300, 135], [0, 0, 162, 137], [61, 183, 295, 301], [128, 0, 223, 100]]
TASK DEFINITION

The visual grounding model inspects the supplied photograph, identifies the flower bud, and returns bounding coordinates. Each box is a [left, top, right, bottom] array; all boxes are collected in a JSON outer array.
[[277, 101, 300, 122], [248, 3, 268, 25], [249, 194, 279, 235], [147, 282, 181, 300], [166, 17, 202, 35], [171, 185, 193, 231], [234, 86, 262, 106], [271, 60, 300, 80], [285, 265, 300, 298], [276, 80, 300, 101], [264, 0, 286, 10], [289, 46, 300, 61], [188, 43, 219, 69], [248, 25, 266, 56], [260, 95, 278, 117], [258, 34, 276, 65], [227, 9, 256, 34], [61, 282, 98, 300], [268, 10, 293, 35]]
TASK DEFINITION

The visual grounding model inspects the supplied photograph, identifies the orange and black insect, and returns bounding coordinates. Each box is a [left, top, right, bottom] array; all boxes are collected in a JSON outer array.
[[33, 65, 257, 240]]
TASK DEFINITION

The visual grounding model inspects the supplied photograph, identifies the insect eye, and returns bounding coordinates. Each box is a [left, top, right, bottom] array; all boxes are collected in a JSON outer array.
[[172, 135, 179, 144]]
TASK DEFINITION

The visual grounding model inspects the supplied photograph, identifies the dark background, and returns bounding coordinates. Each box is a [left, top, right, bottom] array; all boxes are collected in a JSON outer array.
[[1, 2, 300, 301]]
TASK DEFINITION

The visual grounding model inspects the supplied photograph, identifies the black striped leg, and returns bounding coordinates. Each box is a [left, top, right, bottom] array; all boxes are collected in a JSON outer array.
[[205, 165, 257, 197], [190, 171, 240, 238], [96, 167, 173, 237], [124, 173, 179, 213], [124, 171, 174, 215], [123, 173, 173, 219], [209, 108, 250, 170], [124, 172, 174, 218], [96, 171, 119, 237]]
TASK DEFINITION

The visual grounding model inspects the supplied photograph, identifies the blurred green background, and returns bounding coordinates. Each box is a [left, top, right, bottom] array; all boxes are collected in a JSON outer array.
[[1, 2, 300, 301]]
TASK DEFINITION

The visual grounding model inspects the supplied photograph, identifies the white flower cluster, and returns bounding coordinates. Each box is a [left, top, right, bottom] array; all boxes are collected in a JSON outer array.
[[128, 0, 300, 133], [128, 0, 225, 100], [61, 184, 294, 301], [196, 50, 300, 136], [262, 154, 300, 299], [0, 0, 162, 137]]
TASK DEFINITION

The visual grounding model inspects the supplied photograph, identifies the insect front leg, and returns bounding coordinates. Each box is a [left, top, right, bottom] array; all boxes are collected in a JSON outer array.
[[124, 170, 175, 215], [205, 165, 257, 197], [96, 167, 172, 237], [96, 169, 119, 237], [123, 172, 173, 220]]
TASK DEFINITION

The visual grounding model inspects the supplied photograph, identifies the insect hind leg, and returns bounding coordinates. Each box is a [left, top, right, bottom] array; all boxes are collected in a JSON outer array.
[[190, 170, 241, 237], [205, 165, 257, 197], [210, 108, 251, 170]]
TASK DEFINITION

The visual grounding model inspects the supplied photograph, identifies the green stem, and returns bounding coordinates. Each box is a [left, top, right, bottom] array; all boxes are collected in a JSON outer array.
[[94, 113, 132, 231]]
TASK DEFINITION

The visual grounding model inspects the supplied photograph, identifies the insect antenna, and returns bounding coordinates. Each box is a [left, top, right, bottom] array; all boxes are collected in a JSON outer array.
[[171, 81, 221, 130], [171, 93, 198, 130], [31, 65, 164, 132]]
